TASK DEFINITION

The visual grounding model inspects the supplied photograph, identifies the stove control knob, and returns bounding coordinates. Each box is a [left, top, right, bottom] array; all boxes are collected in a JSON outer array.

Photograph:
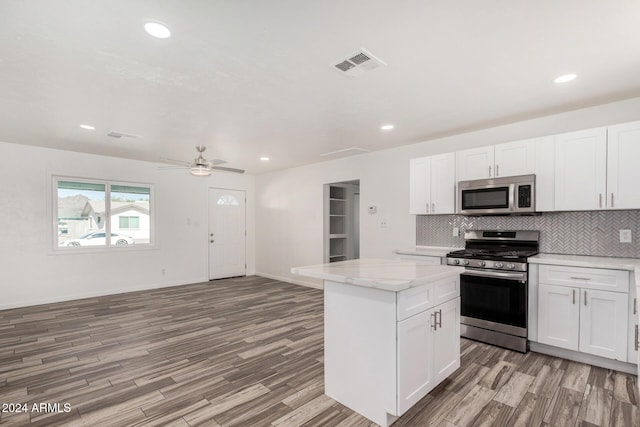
[[454, 259, 460, 265], [462, 260, 470, 265], [506, 263, 515, 270], [479, 261, 486, 267], [495, 262, 504, 268]]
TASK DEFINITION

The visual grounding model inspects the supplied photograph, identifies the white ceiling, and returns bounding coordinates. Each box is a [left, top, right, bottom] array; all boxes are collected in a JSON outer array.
[[2, 1, 640, 175]]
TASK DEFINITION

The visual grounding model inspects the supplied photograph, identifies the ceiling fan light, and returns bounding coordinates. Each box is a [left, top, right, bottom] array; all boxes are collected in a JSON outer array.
[[190, 166, 211, 176]]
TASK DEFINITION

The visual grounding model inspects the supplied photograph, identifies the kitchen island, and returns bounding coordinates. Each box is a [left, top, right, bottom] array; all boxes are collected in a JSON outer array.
[[292, 259, 464, 427]]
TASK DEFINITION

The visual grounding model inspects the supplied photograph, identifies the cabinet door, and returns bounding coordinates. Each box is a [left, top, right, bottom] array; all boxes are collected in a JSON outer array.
[[430, 152, 456, 214], [537, 284, 579, 351], [409, 157, 430, 214], [534, 136, 555, 212], [627, 282, 638, 363], [456, 146, 495, 181], [607, 121, 640, 209], [432, 297, 461, 385], [494, 139, 536, 177], [554, 127, 607, 211], [579, 289, 628, 361], [397, 310, 433, 415]]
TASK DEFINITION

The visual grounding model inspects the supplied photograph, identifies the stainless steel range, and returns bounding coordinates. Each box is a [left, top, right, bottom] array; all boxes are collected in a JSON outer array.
[[446, 230, 539, 353]]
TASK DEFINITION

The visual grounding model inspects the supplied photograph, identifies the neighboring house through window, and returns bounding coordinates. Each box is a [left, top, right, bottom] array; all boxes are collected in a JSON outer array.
[[55, 178, 153, 249]]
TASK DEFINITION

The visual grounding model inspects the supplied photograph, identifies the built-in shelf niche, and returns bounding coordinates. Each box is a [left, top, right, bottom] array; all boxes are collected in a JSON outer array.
[[324, 180, 360, 263]]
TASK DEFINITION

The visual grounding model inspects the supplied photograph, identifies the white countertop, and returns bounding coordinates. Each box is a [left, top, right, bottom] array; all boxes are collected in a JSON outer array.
[[394, 246, 460, 258], [529, 253, 640, 271], [291, 258, 464, 292]]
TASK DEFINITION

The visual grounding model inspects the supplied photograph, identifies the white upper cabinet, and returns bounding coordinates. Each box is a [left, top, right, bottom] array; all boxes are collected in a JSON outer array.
[[455, 146, 495, 181], [409, 157, 429, 214], [409, 152, 455, 215], [607, 120, 640, 210], [456, 140, 536, 182], [554, 127, 608, 211], [534, 136, 555, 212], [555, 122, 640, 211], [494, 140, 536, 177]]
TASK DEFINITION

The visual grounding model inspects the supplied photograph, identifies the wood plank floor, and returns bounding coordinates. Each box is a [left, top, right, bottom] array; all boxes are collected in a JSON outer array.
[[0, 276, 638, 426]]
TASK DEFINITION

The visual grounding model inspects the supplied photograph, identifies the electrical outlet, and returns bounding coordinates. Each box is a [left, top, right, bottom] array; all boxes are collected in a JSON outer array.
[[380, 221, 388, 228], [453, 227, 460, 237], [620, 229, 632, 243]]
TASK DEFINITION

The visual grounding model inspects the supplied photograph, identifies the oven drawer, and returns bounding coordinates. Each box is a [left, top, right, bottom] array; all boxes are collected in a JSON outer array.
[[397, 276, 460, 321], [538, 264, 629, 293]]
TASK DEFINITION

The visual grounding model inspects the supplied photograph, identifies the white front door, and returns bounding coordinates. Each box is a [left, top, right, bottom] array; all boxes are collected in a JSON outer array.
[[209, 188, 246, 280]]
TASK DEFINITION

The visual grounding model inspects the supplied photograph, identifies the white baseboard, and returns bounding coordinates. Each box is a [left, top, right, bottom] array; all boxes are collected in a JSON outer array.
[[530, 341, 637, 375], [0, 277, 208, 310], [256, 272, 323, 290]]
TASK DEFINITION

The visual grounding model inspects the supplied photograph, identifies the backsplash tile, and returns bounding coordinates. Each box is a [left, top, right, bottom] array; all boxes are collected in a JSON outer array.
[[416, 210, 640, 258]]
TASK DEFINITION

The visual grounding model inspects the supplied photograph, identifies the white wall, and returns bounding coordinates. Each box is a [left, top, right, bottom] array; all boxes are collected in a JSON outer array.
[[0, 141, 255, 309], [255, 97, 640, 288]]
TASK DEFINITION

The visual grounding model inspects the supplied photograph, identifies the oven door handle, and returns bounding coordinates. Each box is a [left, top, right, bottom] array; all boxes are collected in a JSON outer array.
[[462, 269, 527, 282]]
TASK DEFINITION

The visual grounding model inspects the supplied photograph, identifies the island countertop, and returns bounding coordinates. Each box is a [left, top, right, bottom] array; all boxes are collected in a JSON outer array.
[[291, 258, 464, 292]]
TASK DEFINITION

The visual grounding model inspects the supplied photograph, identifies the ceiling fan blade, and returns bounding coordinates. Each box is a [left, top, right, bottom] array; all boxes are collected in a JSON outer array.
[[158, 165, 190, 170], [159, 157, 192, 166], [210, 158, 227, 165], [211, 166, 245, 174]]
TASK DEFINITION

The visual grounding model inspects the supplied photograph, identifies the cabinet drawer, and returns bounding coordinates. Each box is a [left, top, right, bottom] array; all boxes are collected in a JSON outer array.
[[539, 264, 629, 293], [397, 277, 460, 321], [433, 276, 460, 306], [397, 283, 435, 321]]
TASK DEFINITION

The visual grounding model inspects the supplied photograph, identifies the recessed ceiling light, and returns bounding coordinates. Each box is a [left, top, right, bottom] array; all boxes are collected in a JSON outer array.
[[79, 124, 95, 130], [554, 73, 577, 84], [380, 124, 394, 130], [144, 22, 171, 39], [260, 156, 270, 161]]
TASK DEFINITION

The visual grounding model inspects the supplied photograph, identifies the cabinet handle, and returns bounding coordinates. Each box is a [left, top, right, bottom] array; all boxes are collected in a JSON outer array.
[[572, 289, 576, 305], [496, 164, 499, 177], [634, 298, 637, 315], [570, 277, 591, 281], [488, 165, 492, 177], [426, 203, 430, 213], [599, 193, 603, 208], [636, 325, 639, 352], [436, 309, 442, 329], [431, 202, 435, 213], [611, 193, 615, 208], [584, 290, 587, 306]]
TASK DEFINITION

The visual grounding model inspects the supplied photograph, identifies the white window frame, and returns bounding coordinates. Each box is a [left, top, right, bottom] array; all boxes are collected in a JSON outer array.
[[53, 176, 155, 252]]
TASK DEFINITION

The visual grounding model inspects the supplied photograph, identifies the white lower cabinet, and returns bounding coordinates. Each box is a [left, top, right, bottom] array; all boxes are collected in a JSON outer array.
[[538, 283, 580, 351], [537, 265, 629, 361], [628, 280, 638, 364], [397, 297, 460, 414], [323, 273, 461, 427]]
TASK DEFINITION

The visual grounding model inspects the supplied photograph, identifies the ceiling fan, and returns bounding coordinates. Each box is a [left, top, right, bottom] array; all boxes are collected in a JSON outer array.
[[160, 146, 245, 176]]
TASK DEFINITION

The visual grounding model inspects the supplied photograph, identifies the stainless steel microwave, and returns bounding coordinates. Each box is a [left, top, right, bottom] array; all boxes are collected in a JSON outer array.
[[458, 174, 535, 215]]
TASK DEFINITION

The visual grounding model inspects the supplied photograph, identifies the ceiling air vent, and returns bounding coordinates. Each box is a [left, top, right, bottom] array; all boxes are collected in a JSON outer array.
[[332, 48, 386, 77], [107, 131, 139, 139]]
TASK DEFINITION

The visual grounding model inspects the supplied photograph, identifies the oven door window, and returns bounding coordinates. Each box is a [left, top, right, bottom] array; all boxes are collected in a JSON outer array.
[[460, 273, 526, 328], [461, 187, 509, 210]]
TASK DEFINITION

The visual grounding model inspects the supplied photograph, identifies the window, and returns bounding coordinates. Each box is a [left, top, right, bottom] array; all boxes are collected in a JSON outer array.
[[119, 216, 140, 229], [55, 177, 153, 249]]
